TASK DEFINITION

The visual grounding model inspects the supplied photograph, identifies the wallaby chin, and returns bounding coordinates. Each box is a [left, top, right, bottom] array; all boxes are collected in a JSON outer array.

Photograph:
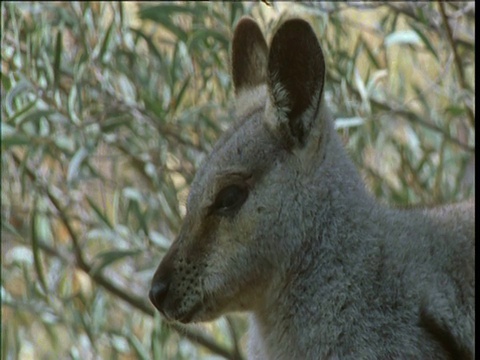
[[149, 16, 475, 360]]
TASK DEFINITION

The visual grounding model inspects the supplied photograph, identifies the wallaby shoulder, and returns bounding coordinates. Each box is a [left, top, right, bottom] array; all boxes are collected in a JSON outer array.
[[247, 200, 474, 359]]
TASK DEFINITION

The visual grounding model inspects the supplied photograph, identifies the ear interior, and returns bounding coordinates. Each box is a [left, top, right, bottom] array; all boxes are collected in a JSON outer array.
[[267, 19, 326, 146], [232, 17, 269, 95]]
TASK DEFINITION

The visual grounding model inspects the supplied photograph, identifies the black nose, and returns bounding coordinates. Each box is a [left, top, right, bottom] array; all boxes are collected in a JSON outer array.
[[149, 281, 169, 311]]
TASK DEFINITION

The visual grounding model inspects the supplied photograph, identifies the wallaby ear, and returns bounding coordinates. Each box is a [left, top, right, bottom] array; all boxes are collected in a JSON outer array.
[[232, 17, 268, 95], [266, 19, 326, 148]]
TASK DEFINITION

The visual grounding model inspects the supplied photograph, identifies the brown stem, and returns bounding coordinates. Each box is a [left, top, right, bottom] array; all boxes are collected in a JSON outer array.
[[438, 2, 475, 128]]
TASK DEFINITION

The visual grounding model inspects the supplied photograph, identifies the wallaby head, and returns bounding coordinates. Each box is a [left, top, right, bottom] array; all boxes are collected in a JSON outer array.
[[149, 16, 351, 323]]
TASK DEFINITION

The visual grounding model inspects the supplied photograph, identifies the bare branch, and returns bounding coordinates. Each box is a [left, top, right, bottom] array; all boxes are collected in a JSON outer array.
[[438, 2, 475, 128]]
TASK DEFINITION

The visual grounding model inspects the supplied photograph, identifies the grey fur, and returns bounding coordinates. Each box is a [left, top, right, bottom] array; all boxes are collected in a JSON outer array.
[[149, 17, 475, 360]]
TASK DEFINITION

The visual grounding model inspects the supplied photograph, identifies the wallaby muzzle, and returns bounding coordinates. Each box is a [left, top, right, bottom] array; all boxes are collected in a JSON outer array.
[[149, 240, 177, 317]]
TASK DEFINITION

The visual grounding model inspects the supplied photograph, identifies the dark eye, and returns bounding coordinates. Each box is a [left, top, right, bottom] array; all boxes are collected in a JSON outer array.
[[212, 184, 248, 216]]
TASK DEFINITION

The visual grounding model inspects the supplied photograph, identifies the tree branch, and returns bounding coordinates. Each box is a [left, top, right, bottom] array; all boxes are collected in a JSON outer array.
[[326, 72, 475, 153], [438, 2, 475, 128]]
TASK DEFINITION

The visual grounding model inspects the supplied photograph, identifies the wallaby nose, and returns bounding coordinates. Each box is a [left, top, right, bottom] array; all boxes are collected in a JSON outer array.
[[149, 280, 169, 312], [149, 239, 178, 313]]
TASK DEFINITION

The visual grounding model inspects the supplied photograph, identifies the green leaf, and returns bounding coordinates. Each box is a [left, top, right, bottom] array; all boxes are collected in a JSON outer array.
[[444, 105, 466, 117], [1, 215, 23, 238], [54, 134, 75, 153], [130, 28, 163, 62], [99, 20, 114, 63], [31, 197, 49, 295], [389, 11, 400, 33], [91, 292, 106, 333], [412, 85, 430, 114], [5, 99, 38, 125], [41, 49, 55, 86], [385, 30, 421, 47], [141, 94, 166, 120], [53, 30, 63, 89], [354, 69, 368, 103], [89, 249, 142, 276], [86, 196, 113, 229], [100, 116, 132, 133], [188, 28, 229, 51], [138, 12, 187, 42], [149, 231, 171, 249], [151, 312, 165, 359], [361, 37, 381, 69], [1, 133, 31, 148], [67, 84, 81, 125], [172, 75, 190, 112], [138, 4, 201, 20], [409, 22, 439, 61], [126, 332, 150, 360], [335, 117, 365, 129], [17, 109, 56, 129], [42, 322, 60, 351], [5, 79, 34, 116], [67, 147, 89, 183]]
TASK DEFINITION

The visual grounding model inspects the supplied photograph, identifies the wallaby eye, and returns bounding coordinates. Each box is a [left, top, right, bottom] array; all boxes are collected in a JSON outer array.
[[212, 184, 248, 215]]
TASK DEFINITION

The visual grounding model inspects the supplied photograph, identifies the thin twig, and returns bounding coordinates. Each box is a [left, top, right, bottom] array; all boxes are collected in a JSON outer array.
[[384, 3, 474, 50], [326, 73, 475, 153], [438, 2, 475, 128], [385, 3, 440, 32]]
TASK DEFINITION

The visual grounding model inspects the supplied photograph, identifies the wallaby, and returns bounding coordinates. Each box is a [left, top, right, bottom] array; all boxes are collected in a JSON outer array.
[[149, 17, 475, 360]]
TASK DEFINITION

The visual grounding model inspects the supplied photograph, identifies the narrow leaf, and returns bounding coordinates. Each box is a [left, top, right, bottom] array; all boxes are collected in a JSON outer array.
[[1, 134, 31, 147], [335, 117, 365, 129], [67, 147, 89, 183], [362, 37, 381, 69], [172, 75, 190, 112], [409, 23, 439, 61], [86, 196, 113, 229], [5, 79, 33, 116], [99, 20, 114, 63], [5, 99, 37, 125], [90, 249, 141, 276], [54, 31, 63, 89], [126, 332, 150, 360], [17, 109, 56, 128], [31, 198, 49, 294], [385, 30, 421, 47]]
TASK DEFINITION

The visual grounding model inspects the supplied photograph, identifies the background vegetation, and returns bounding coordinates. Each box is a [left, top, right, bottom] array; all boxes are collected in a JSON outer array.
[[2, 2, 475, 359]]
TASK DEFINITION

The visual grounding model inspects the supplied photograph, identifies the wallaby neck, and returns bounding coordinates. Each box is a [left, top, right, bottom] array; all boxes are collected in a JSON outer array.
[[248, 122, 387, 359], [249, 205, 385, 359]]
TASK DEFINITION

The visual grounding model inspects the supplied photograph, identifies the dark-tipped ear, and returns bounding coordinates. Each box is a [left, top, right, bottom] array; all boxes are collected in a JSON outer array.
[[232, 17, 268, 95], [266, 19, 325, 147]]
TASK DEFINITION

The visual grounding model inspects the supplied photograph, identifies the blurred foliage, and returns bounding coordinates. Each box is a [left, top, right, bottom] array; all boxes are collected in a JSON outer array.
[[1, 1, 474, 359]]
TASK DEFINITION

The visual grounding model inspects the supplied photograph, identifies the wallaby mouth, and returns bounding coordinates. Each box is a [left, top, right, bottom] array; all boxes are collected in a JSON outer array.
[[177, 302, 203, 324], [149, 261, 206, 323], [149, 280, 204, 323]]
